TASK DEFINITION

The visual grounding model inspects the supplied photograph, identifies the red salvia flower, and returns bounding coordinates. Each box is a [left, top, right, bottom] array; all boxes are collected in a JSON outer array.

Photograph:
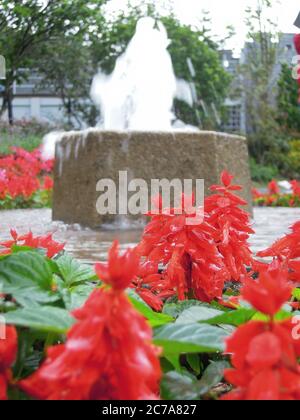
[[0, 147, 53, 201], [290, 180, 300, 198], [20, 241, 161, 400], [222, 266, 300, 401], [0, 230, 65, 259], [268, 180, 280, 195], [43, 176, 54, 191], [222, 320, 300, 400], [0, 326, 18, 400], [257, 221, 300, 283], [131, 261, 165, 311], [251, 188, 262, 200], [241, 263, 293, 316], [95, 241, 139, 292], [205, 171, 254, 282], [136, 193, 229, 304]]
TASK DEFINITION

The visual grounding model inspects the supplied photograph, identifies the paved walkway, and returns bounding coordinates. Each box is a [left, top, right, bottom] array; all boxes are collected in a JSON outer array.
[[251, 207, 300, 254], [0, 207, 299, 263]]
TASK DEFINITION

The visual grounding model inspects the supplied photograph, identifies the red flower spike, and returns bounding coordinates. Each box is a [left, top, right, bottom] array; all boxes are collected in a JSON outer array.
[[268, 180, 280, 195], [135, 172, 253, 307], [206, 172, 254, 282], [241, 266, 292, 316], [245, 332, 282, 369], [136, 289, 164, 312], [257, 221, 300, 284], [222, 262, 300, 401], [223, 319, 300, 400], [95, 241, 139, 291], [0, 326, 18, 401], [247, 370, 280, 401], [221, 170, 234, 188], [10, 230, 18, 241], [20, 244, 161, 400], [0, 230, 65, 259], [136, 192, 229, 304]]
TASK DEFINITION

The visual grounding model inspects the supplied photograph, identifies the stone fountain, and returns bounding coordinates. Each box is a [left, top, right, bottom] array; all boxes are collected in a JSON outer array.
[[52, 18, 252, 228]]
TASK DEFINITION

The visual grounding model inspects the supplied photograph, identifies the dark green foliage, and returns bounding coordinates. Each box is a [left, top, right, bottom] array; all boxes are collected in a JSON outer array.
[[0, 0, 108, 123], [277, 64, 300, 133], [250, 158, 279, 183]]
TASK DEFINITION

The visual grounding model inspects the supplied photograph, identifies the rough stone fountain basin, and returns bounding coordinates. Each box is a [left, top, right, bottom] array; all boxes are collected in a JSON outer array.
[[53, 130, 252, 228]]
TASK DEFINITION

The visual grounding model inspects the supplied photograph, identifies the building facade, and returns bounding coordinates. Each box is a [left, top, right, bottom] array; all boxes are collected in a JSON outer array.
[[222, 33, 297, 134], [0, 71, 65, 124]]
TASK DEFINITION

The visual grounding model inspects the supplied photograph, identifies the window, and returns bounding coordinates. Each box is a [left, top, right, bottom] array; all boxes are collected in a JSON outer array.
[[225, 105, 241, 132]]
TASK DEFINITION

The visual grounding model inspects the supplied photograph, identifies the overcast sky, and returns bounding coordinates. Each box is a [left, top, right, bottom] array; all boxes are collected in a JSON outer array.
[[105, 0, 300, 53]]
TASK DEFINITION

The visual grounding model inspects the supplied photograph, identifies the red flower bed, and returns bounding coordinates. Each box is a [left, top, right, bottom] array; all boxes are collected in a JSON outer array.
[[0, 147, 53, 209], [253, 179, 300, 207]]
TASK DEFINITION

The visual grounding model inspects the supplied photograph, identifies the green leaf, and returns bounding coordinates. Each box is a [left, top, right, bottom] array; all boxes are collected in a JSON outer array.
[[252, 310, 293, 322], [176, 306, 224, 324], [65, 284, 96, 311], [293, 288, 300, 301], [201, 308, 256, 327], [161, 361, 230, 401], [165, 354, 181, 371], [186, 354, 201, 375], [161, 371, 199, 400], [56, 254, 98, 287], [11, 245, 46, 255], [163, 300, 222, 318], [4, 306, 75, 334], [128, 290, 173, 327], [0, 251, 58, 305], [197, 361, 230, 396], [154, 323, 229, 355]]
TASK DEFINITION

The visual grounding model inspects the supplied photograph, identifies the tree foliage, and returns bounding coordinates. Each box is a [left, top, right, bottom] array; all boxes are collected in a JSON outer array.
[[241, 0, 282, 165], [0, 0, 107, 122], [277, 63, 300, 133]]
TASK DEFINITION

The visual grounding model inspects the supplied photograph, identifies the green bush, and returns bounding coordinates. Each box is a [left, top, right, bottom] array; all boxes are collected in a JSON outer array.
[[250, 158, 279, 183], [284, 139, 300, 179], [0, 134, 42, 155], [0, 119, 51, 155]]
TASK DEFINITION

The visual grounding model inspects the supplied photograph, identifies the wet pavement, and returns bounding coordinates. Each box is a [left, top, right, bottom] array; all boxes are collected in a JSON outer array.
[[0, 207, 299, 264]]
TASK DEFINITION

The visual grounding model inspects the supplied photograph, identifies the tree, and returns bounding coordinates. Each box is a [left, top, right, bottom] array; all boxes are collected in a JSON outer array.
[[277, 63, 300, 134], [0, 0, 107, 124], [241, 0, 281, 164]]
